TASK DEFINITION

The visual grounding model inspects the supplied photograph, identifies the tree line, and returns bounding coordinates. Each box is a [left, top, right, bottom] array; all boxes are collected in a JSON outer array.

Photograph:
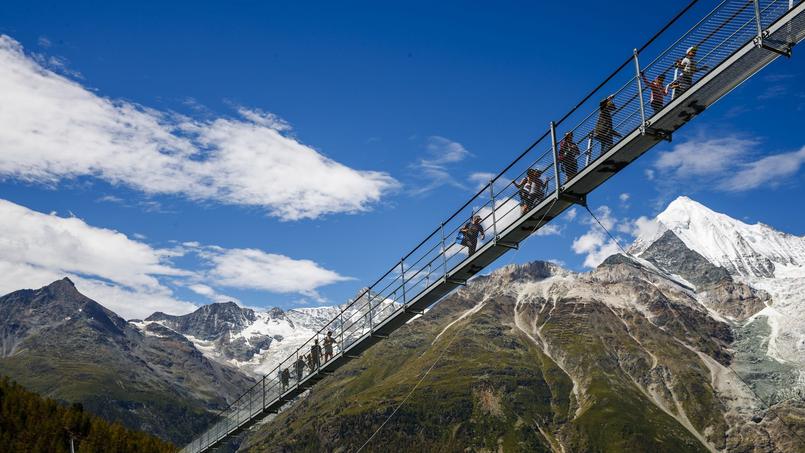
[[0, 376, 176, 452]]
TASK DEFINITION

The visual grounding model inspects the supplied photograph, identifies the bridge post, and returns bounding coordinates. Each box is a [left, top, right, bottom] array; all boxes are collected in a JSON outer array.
[[754, 0, 763, 41], [489, 180, 498, 240], [367, 292, 374, 332], [633, 48, 646, 129], [550, 121, 561, 195], [400, 260, 406, 304], [440, 223, 448, 276], [339, 312, 345, 353]]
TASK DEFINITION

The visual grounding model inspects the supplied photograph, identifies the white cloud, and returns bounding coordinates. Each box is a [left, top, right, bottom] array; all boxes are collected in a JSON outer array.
[[653, 135, 805, 193], [535, 223, 562, 236], [409, 136, 471, 195], [719, 146, 805, 192], [0, 198, 197, 319], [644, 169, 655, 180], [0, 198, 355, 317], [571, 228, 620, 268], [468, 172, 496, 191], [201, 248, 352, 301], [619, 193, 630, 203], [571, 205, 629, 268], [654, 137, 757, 178], [0, 35, 398, 221], [564, 207, 577, 221], [188, 283, 239, 304]]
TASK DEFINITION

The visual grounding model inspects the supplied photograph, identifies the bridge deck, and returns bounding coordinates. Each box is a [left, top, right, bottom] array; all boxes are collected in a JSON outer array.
[[183, 1, 804, 451]]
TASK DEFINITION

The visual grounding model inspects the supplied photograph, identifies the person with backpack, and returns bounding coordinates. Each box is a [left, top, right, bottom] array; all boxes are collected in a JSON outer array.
[[593, 95, 622, 154], [323, 331, 336, 362], [460, 215, 485, 256], [559, 132, 581, 181], [513, 168, 545, 215]]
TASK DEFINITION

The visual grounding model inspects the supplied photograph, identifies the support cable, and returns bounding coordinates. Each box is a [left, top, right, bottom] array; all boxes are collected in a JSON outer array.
[[582, 203, 805, 448], [354, 317, 463, 453]]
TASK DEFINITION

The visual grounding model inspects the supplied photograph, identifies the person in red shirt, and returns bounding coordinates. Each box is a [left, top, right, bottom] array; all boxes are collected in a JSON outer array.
[[641, 72, 674, 116]]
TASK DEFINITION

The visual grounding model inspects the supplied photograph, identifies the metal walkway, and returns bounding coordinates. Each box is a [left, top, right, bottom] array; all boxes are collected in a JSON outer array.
[[182, 1, 804, 451]]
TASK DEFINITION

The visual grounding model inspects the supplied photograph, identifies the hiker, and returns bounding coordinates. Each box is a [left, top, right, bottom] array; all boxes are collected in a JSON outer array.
[[559, 132, 581, 180], [460, 215, 485, 256], [641, 72, 671, 115], [310, 340, 322, 369], [305, 353, 314, 372], [294, 356, 306, 381], [280, 368, 290, 392], [513, 168, 544, 215], [323, 331, 335, 362], [673, 46, 707, 99], [593, 95, 622, 154]]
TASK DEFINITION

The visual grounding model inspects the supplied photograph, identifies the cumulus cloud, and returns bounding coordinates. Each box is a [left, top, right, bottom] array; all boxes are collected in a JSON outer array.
[[199, 248, 352, 301], [0, 198, 197, 319], [572, 229, 620, 268], [0, 198, 354, 317], [0, 35, 398, 221], [571, 205, 625, 268]]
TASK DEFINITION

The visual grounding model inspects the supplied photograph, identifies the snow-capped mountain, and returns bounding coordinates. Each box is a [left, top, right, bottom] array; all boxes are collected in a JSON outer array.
[[633, 196, 805, 279], [136, 290, 398, 376], [633, 196, 805, 389]]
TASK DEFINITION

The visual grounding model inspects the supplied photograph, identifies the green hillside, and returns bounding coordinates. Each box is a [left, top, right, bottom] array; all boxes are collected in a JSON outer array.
[[0, 376, 176, 453]]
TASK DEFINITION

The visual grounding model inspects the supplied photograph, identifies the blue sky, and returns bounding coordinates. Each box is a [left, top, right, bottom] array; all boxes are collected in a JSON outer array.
[[1, 0, 803, 319]]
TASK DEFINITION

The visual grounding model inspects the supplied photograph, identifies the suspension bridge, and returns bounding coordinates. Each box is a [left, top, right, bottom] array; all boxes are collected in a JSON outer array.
[[182, 1, 804, 451]]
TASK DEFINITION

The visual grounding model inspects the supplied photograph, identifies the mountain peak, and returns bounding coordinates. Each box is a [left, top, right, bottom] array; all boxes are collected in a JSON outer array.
[[43, 277, 80, 296], [636, 197, 805, 278]]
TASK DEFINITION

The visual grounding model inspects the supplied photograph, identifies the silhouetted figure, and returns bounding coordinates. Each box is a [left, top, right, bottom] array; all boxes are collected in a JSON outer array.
[[323, 331, 335, 362], [593, 95, 622, 154], [310, 340, 322, 369], [460, 215, 485, 256], [294, 356, 306, 381], [559, 132, 580, 180], [280, 368, 290, 392]]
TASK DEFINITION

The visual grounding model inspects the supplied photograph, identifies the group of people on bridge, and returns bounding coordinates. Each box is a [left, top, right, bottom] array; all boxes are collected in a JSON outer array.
[[457, 45, 707, 258], [278, 330, 337, 393]]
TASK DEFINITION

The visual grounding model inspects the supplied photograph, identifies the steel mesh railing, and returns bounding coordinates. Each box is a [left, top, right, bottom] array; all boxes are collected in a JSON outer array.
[[182, 1, 801, 451]]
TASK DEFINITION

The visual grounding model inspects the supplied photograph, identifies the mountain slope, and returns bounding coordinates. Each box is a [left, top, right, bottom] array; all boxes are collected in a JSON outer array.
[[236, 197, 805, 453], [140, 293, 398, 377], [0, 278, 255, 444]]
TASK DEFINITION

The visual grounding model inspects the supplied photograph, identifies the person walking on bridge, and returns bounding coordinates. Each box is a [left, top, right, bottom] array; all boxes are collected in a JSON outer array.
[[280, 367, 290, 392], [294, 355, 306, 382], [641, 72, 671, 115], [593, 95, 621, 154], [310, 339, 322, 370], [673, 46, 708, 99], [559, 132, 581, 181], [460, 215, 485, 256], [514, 168, 544, 215], [323, 331, 335, 362]]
